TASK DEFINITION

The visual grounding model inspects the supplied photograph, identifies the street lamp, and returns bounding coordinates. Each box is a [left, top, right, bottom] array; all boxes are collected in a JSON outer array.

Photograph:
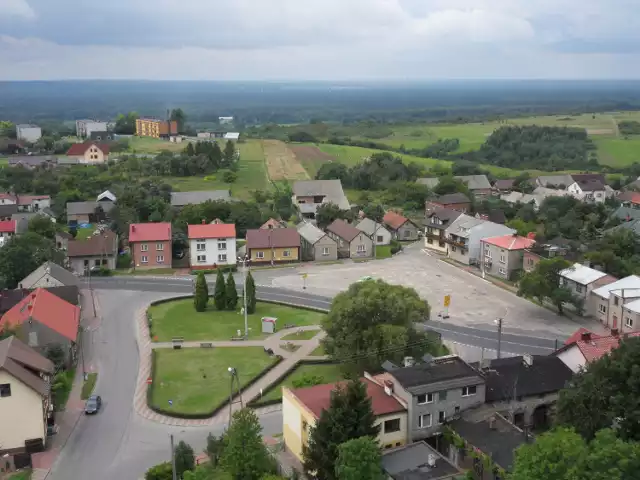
[[228, 366, 243, 428], [237, 255, 249, 338], [494, 318, 503, 359]]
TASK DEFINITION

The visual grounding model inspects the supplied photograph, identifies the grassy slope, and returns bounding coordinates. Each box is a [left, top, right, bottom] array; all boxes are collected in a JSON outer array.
[[258, 363, 343, 403]]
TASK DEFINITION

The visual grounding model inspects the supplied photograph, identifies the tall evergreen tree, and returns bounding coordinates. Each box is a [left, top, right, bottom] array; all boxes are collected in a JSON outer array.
[[226, 271, 238, 310], [214, 268, 226, 310], [174, 440, 196, 478], [193, 271, 208, 312], [246, 270, 257, 314], [303, 379, 380, 480], [223, 140, 236, 166]]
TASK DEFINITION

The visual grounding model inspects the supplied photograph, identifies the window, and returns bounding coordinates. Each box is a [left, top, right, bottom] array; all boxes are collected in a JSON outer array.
[[357, 244, 366, 253], [283, 250, 291, 257], [499, 268, 507, 276], [417, 413, 432, 429], [615, 296, 620, 306], [141, 243, 149, 252], [438, 411, 446, 424], [94, 259, 100, 267], [383, 418, 401, 433], [500, 254, 506, 263], [197, 255, 206, 263], [322, 247, 329, 256], [451, 246, 457, 252], [156, 243, 164, 251], [599, 304, 607, 314], [575, 284, 583, 294], [218, 242, 227, 250], [101, 259, 107, 265], [377, 235, 383, 243], [403, 230, 410, 238], [0, 384, 10, 397], [196, 240, 206, 252], [417, 393, 434, 405], [257, 251, 264, 259], [527, 257, 534, 266], [141, 255, 148, 263], [455, 406, 460, 414], [156, 255, 164, 264], [626, 316, 634, 328], [485, 249, 491, 258], [84, 259, 89, 267], [218, 254, 227, 262], [462, 385, 477, 397], [439, 390, 448, 401]]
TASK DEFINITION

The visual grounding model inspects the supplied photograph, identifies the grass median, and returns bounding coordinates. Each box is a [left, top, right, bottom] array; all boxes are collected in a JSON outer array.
[[81, 373, 98, 400], [148, 299, 325, 341]]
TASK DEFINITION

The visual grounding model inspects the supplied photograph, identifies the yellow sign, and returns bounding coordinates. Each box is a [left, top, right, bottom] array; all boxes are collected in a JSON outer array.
[[444, 295, 451, 307], [302, 273, 308, 279]]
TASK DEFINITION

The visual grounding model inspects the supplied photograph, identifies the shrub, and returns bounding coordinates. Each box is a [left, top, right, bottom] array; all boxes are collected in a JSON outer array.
[[292, 374, 325, 389], [222, 170, 238, 183], [390, 239, 402, 255]]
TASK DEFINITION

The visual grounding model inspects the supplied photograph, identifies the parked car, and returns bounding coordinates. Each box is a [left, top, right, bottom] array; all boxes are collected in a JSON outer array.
[[85, 395, 102, 414]]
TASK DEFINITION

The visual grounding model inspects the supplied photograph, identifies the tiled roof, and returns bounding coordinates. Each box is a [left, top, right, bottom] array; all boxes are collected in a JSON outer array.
[[383, 211, 410, 230], [0, 220, 15, 233], [129, 223, 172, 242], [434, 193, 470, 205], [326, 219, 362, 242], [493, 179, 515, 190], [425, 207, 463, 228], [188, 223, 236, 239], [0, 336, 54, 396], [456, 175, 491, 190], [560, 263, 611, 285], [17, 195, 50, 205], [67, 229, 117, 257], [260, 218, 287, 229], [390, 356, 483, 389], [66, 201, 116, 216], [619, 191, 640, 205], [246, 228, 300, 249], [66, 142, 110, 156], [1, 288, 80, 342], [482, 234, 535, 251], [612, 206, 640, 222], [290, 378, 406, 420], [355, 218, 388, 237], [561, 330, 640, 362]]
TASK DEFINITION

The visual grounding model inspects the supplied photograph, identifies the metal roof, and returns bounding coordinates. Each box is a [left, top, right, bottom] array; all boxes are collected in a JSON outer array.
[[592, 275, 640, 300], [296, 222, 327, 244], [560, 263, 609, 285]]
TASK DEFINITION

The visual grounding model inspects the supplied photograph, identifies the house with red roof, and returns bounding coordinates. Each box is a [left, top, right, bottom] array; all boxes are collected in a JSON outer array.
[[129, 223, 172, 270], [282, 376, 408, 462], [383, 210, 420, 241], [480, 234, 536, 280], [0, 288, 81, 366], [0, 219, 16, 238], [188, 221, 236, 269], [66, 141, 110, 164]]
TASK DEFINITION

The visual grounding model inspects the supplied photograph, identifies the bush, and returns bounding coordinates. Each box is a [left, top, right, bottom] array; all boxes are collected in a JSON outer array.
[[292, 373, 325, 389], [222, 170, 238, 183], [117, 252, 131, 269], [390, 240, 402, 255]]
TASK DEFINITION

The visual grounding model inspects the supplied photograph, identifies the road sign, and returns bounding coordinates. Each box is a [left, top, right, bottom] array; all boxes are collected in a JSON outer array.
[[147, 377, 153, 384], [444, 295, 451, 307], [301, 273, 308, 279]]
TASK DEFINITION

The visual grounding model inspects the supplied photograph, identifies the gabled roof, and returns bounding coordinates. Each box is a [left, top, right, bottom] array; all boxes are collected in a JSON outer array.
[[188, 223, 236, 239], [0, 336, 54, 396], [97, 190, 116, 202], [170, 190, 231, 207], [493, 179, 515, 190], [0, 220, 15, 233], [557, 329, 640, 363], [129, 223, 172, 242], [19, 261, 79, 289], [559, 263, 610, 285], [66, 201, 116, 216], [66, 142, 110, 156], [433, 193, 470, 205], [1, 288, 80, 342], [289, 377, 406, 420], [574, 178, 605, 192], [17, 195, 50, 205], [482, 234, 535, 251], [618, 191, 640, 205], [297, 222, 328, 245], [260, 218, 287, 229], [445, 214, 485, 238], [591, 275, 640, 300], [456, 175, 491, 190], [246, 228, 300, 249], [383, 211, 413, 231], [355, 218, 389, 237], [426, 207, 463, 226], [326, 219, 362, 242], [572, 173, 606, 184], [390, 355, 483, 389], [536, 174, 574, 187], [292, 180, 350, 210], [67, 229, 118, 257]]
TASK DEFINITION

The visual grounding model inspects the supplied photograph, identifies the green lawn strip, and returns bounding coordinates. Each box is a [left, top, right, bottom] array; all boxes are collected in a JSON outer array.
[[256, 363, 344, 405], [81, 373, 98, 400], [375, 245, 392, 259], [310, 344, 326, 356], [8, 470, 32, 480], [280, 329, 320, 341], [148, 300, 325, 342], [52, 367, 76, 411], [150, 348, 274, 415]]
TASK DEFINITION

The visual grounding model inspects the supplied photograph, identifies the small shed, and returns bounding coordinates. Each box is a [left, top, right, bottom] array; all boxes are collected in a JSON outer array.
[[261, 316, 277, 334]]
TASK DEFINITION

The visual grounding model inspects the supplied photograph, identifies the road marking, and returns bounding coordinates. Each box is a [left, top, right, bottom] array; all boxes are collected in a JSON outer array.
[[427, 325, 555, 351]]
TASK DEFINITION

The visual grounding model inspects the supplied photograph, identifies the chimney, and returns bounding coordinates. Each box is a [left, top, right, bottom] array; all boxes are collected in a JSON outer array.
[[611, 328, 619, 336], [403, 356, 415, 367], [489, 416, 497, 430], [427, 454, 437, 467], [581, 331, 591, 342], [202, 219, 206, 224], [131, 225, 135, 232], [523, 354, 533, 367], [383, 380, 394, 396]]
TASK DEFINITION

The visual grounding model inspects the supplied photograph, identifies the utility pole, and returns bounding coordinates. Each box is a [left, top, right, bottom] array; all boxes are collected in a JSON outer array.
[[496, 318, 503, 359], [227, 367, 243, 428], [237, 255, 249, 338], [170, 434, 177, 480]]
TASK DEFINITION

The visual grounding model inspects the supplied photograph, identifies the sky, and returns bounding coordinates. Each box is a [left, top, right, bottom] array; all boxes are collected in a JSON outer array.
[[1, 0, 640, 80]]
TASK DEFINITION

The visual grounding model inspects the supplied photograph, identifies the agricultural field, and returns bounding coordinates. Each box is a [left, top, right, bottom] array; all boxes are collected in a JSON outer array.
[[316, 143, 448, 170], [127, 136, 187, 153], [263, 139, 309, 181], [289, 144, 335, 178], [594, 137, 640, 168]]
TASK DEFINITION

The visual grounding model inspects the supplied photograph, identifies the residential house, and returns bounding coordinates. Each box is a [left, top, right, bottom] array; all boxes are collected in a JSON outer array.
[[500, 191, 544, 210], [383, 211, 420, 241], [188, 222, 236, 269], [326, 219, 374, 259], [356, 218, 392, 246], [0, 336, 54, 455], [18, 261, 79, 289], [246, 228, 300, 264], [13, 212, 55, 236], [67, 229, 118, 273], [15, 124, 42, 143], [381, 355, 486, 441], [89, 131, 116, 142], [590, 276, 640, 329], [567, 177, 607, 203], [475, 210, 507, 225], [0, 220, 16, 239], [445, 215, 515, 266], [559, 263, 616, 306], [66, 142, 110, 164], [480, 234, 536, 280], [282, 377, 408, 462], [381, 441, 462, 480], [129, 223, 172, 270], [612, 205, 640, 222], [66, 201, 115, 225], [76, 120, 108, 138], [55, 231, 73, 251], [535, 174, 575, 189], [8, 156, 58, 169], [260, 218, 288, 230], [135, 118, 178, 138], [428, 193, 471, 213], [0, 204, 18, 221], [292, 180, 350, 221], [0, 193, 50, 213], [492, 178, 516, 193], [523, 241, 572, 273], [1, 288, 80, 365], [97, 190, 117, 203], [424, 208, 463, 254], [170, 190, 231, 208], [418, 175, 492, 198], [296, 222, 338, 262], [555, 329, 640, 373], [618, 191, 640, 209]]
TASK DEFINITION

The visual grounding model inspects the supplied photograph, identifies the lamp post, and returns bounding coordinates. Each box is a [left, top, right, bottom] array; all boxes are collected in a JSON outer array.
[[227, 366, 243, 428], [237, 255, 249, 338], [495, 318, 503, 359]]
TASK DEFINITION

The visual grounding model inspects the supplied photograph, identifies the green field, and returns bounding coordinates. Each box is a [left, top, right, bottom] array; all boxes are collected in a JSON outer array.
[[316, 143, 448, 170], [257, 362, 344, 404], [150, 348, 274, 415], [148, 299, 325, 341], [128, 136, 186, 153], [594, 137, 640, 167]]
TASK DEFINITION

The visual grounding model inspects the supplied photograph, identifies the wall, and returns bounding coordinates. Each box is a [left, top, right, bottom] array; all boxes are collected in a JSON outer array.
[[16, 126, 42, 143], [523, 251, 541, 273], [16, 319, 74, 364], [556, 346, 586, 373], [621, 307, 640, 333], [249, 246, 299, 263], [376, 412, 408, 450], [313, 235, 338, 262], [69, 255, 117, 274], [424, 226, 448, 254], [366, 226, 392, 246], [326, 231, 349, 258], [67, 213, 90, 224], [282, 388, 316, 462], [447, 237, 470, 264], [468, 224, 515, 266], [349, 232, 374, 259], [396, 222, 419, 241], [132, 241, 172, 269], [189, 237, 236, 268], [77, 146, 107, 164], [0, 370, 46, 451], [29, 198, 51, 212], [482, 244, 524, 279]]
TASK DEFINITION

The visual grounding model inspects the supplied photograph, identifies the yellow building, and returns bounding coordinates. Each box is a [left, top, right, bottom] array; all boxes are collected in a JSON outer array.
[[282, 375, 408, 462], [246, 228, 301, 264], [135, 118, 178, 138]]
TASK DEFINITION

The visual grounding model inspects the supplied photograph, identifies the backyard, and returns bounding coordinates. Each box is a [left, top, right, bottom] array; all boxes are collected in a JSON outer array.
[[148, 299, 325, 341], [150, 348, 276, 415]]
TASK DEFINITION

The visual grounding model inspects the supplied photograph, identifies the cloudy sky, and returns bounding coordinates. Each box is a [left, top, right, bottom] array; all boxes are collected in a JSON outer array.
[[1, 0, 640, 80]]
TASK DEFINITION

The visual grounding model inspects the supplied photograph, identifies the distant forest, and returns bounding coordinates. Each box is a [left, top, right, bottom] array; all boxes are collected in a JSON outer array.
[[4, 80, 640, 125]]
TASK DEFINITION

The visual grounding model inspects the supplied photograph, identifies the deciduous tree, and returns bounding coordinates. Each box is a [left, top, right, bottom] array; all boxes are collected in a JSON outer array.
[[27, 214, 56, 239], [335, 437, 384, 480], [221, 408, 273, 480], [226, 271, 238, 310], [0, 232, 64, 289], [174, 440, 196, 478], [214, 269, 226, 310], [315, 203, 346, 230], [518, 257, 582, 314], [144, 462, 173, 480], [193, 271, 208, 312], [223, 140, 236, 167]]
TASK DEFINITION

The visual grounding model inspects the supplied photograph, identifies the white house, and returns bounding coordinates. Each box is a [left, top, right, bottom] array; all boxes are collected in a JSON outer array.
[[355, 218, 392, 246], [567, 179, 606, 204], [188, 222, 237, 269], [559, 263, 615, 305], [16, 124, 42, 143]]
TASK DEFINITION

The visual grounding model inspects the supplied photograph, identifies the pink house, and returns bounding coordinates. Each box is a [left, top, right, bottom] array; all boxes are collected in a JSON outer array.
[[128, 223, 172, 270]]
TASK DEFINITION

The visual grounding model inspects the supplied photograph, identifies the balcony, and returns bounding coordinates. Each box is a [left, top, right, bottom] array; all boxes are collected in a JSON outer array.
[[447, 237, 468, 248]]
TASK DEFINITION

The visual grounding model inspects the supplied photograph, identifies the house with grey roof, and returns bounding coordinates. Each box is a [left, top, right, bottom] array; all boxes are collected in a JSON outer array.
[[382, 441, 461, 479], [170, 190, 232, 208], [536, 174, 574, 189], [355, 218, 392, 246], [8, 155, 57, 169], [325, 219, 373, 259], [445, 214, 515, 265], [66, 201, 115, 224], [418, 175, 491, 198], [292, 180, 350, 221], [19, 261, 79, 289], [296, 222, 338, 262]]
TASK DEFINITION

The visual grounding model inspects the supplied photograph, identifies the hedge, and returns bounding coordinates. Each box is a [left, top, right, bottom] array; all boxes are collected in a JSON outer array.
[[189, 265, 237, 275]]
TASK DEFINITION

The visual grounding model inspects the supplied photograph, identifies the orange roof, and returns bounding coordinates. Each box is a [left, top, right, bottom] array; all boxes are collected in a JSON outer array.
[[0, 220, 15, 233], [1, 288, 80, 342], [188, 223, 236, 239], [383, 211, 409, 230], [129, 223, 172, 242], [561, 328, 640, 362], [483, 234, 535, 250], [289, 378, 406, 420]]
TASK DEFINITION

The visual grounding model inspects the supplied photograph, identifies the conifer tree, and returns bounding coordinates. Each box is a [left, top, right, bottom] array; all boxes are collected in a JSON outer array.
[[214, 268, 226, 310], [226, 271, 238, 310], [193, 271, 208, 312], [246, 270, 257, 314]]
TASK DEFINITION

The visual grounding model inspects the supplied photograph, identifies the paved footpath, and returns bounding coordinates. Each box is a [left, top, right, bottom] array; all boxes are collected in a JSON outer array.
[[133, 307, 325, 427]]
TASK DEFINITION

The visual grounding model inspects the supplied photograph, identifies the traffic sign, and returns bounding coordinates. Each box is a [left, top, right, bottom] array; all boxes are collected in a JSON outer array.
[[444, 295, 451, 307], [301, 273, 308, 278], [147, 377, 153, 384]]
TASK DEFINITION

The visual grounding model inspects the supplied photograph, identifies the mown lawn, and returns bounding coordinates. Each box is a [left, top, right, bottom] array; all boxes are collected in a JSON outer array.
[[257, 363, 344, 404], [594, 137, 640, 167], [310, 344, 326, 356], [8, 470, 32, 480], [128, 136, 186, 153], [375, 245, 392, 259], [150, 348, 274, 415], [148, 300, 325, 341]]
